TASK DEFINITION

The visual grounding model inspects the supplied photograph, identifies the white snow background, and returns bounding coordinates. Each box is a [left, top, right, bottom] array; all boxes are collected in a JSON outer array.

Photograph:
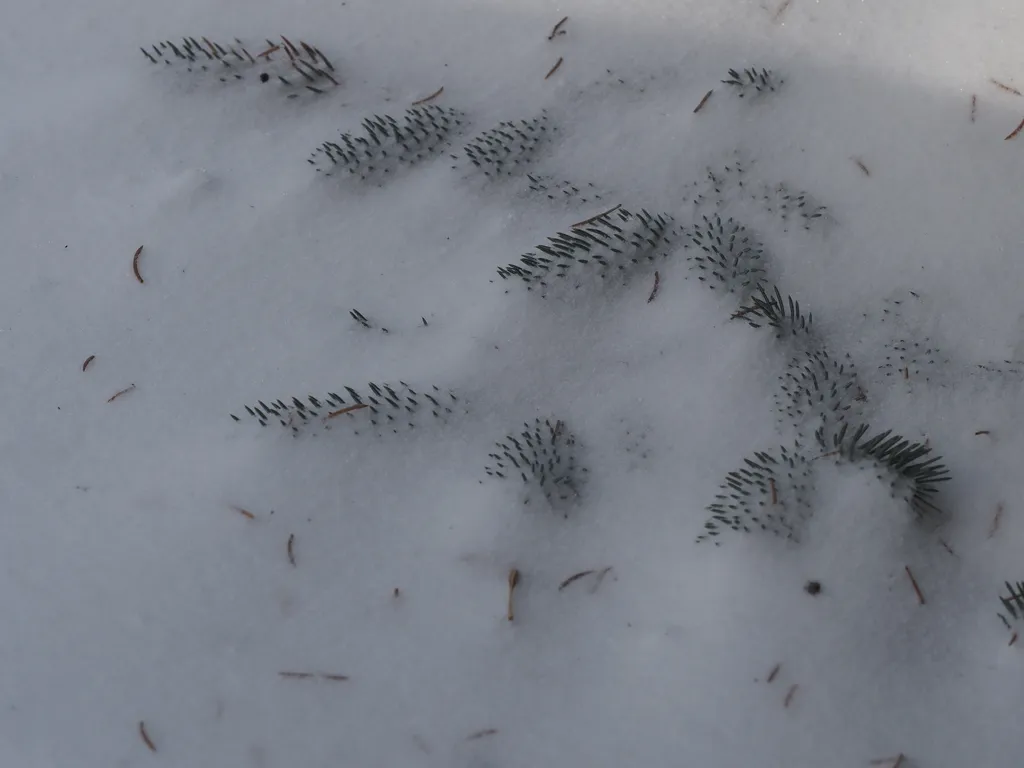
[[3, 0, 1024, 765]]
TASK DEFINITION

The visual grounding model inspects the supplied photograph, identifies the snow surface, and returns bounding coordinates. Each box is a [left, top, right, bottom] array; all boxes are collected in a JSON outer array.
[[4, 0, 1024, 765]]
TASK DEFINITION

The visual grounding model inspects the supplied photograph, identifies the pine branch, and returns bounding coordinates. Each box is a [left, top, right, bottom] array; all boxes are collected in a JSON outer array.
[[308, 106, 464, 179], [142, 36, 338, 97], [459, 113, 553, 178], [485, 418, 587, 513], [231, 383, 460, 436], [697, 444, 813, 544], [497, 207, 679, 294], [685, 214, 766, 296], [735, 284, 813, 338], [775, 348, 863, 447], [830, 423, 950, 519]]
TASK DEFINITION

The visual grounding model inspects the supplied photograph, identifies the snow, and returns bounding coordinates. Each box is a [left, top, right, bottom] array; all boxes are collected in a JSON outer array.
[[3, 0, 1024, 765]]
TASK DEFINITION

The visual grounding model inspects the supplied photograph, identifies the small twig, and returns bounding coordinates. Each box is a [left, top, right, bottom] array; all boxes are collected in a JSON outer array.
[[971, 94, 977, 122], [107, 384, 136, 403], [82, 355, 95, 372], [287, 534, 296, 566], [544, 57, 563, 80], [138, 721, 157, 753], [1010, 632, 1019, 647], [257, 44, 280, 59], [988, 502, 1004, 538], [646, 271, 661, 303], [903, 365, 909, 380], [279, 671, 349, 681], [132, 245, 145, 284], [231, 505, 256, 520], [548, 16, 569, 40], [466, 728, 498, 741], [975, 429, 991, 435], [772, 0, 794, 22], [766, 663, 781, 683], [769, 477, 778, 505], [783, 684, 798, 707], [324, 403, 369, 420], [853, 157, 870, 176], [571, 203, 621, 229], [412, 86, 444, 105], [559, 569, 595, 591], [1005, 116, 1024, 140], [904, 565, 926, 605], [693, 89, 713, 113], [507, 568, 520, 621], [279, 671, 315, 679], [320, 673, 349, 681], [990, 78, 1022, 96]]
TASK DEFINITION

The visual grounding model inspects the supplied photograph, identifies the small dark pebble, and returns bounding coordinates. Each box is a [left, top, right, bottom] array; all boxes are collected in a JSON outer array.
[[260, 72, 270, 83], [804, 580, 822, 595]]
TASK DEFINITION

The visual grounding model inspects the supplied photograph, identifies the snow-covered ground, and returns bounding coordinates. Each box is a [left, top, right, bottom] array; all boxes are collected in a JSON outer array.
[[4, 1, 1024, 765]]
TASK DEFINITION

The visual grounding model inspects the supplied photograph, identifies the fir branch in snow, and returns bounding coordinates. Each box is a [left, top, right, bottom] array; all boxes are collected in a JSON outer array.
[[829, 423, 950, 519], [998, 581, 1024, 629], [775, 348, 862, 447], [684, 214, 766, 296], [142, 36, 338, 96], [485, 418, 586, 512], [458, 113, 553, 178], [735, 284, 813, 339], [497, 207, 679, 293], [308, 106, 464, 179], [722, 67, 783, 98], [231, 383, 460, 436], [697, 444, 813, 544], [524, 175, 604, 205]]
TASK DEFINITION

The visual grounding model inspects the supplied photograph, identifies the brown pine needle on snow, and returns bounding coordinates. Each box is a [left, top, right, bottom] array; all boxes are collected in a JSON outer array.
[[783, 684, 798, 707], [990, 78, 1022, 96], [647, 271, 661, 303], [82, 355, 95, 371], [466, 728, 499, 741], [138, 721, 157, 753], [693, 89, 714, 113], [559, 569, 595, 591], [548, 16, 569, 40], [545, 57, 563, 80], [572, 204, 621, 229], [904, 565, 926, 605], [287, 533, 296, 566], [107, 384, 136, 403], [853, 157, 871, 176], [412, 86, 444, 105], [325, 403, 369, 420], [1004, 116, 1024, 140], [766, 663, 781, 683], [231, 505, 256, 520], [507, 568, 520, 621], [132, 245, 145, 284]]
